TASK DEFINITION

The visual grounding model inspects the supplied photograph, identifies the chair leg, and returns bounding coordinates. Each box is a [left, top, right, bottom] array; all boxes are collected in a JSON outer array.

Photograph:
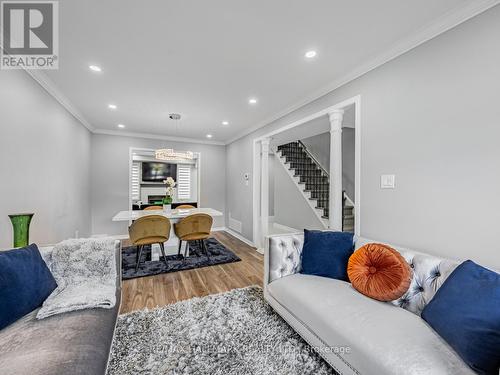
[[202, 239, 210, 260], [135, 245, 139, 264], [188, 240, 200, 257], [184, 241, 189, 258], [159, 242, 168, 267], [135, 245, 144, 272], [198, 240, 202, 255], [177, 240, 182, 257]]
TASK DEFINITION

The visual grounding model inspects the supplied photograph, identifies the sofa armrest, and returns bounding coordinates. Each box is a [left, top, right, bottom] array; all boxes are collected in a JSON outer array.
[[265, 233, 304, 285], [113, 240, 122, 289]]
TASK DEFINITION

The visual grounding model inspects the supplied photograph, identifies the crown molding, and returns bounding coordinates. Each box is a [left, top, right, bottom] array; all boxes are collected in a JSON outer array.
[[93, 128, 226, 146], [25, 70, 225, 145], [1, 30, 94, 132], [25, 70, 95, 132], [225, 0, 500, 145]]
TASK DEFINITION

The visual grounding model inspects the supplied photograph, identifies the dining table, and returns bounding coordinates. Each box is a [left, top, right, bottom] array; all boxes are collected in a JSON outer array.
[[112, 207, 223, 260]]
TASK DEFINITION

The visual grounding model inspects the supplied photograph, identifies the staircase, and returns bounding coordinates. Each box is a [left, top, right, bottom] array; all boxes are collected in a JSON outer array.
[[275, 141, 354, 232], [342, 198, 355, 233]]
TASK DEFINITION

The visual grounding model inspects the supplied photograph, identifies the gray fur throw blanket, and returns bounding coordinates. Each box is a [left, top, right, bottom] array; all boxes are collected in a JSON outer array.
[[37, 238, 117, 319]]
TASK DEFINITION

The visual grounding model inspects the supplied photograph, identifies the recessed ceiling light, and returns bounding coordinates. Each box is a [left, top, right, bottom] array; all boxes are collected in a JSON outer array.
[[222, 121, 229, 126], [108, 104, 117, 110], [206, 134, 213, 138], [305, 50, 317, 59], [89, 65, 102, 72], [117, 124, 125, 129], [249, 98, 258, 105]]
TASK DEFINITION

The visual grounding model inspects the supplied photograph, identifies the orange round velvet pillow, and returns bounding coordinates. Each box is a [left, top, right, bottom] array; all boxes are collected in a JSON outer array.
[[348, 243, 412, 302]]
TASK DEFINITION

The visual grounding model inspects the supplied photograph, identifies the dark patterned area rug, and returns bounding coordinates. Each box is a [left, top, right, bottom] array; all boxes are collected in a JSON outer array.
[[122, 238, 241, 280]]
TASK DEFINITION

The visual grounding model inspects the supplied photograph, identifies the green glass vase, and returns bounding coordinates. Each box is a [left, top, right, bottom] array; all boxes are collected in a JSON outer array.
[[8, 213, 34, 248]]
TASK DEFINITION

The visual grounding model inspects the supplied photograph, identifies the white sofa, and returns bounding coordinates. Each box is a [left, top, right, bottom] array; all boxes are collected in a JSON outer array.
[[264, 233, 477, 375]]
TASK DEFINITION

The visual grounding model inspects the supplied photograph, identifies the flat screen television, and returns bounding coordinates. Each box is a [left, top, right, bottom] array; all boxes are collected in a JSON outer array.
[[141, 162, 177, 183]]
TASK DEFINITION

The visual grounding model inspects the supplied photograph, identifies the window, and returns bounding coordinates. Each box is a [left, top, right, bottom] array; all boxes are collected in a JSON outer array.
[[131, 162, 141, 201], [177, 165, 191, 200]]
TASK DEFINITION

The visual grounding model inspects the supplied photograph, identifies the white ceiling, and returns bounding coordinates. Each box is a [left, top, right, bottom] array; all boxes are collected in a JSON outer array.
[[42, 0, 482, 143]]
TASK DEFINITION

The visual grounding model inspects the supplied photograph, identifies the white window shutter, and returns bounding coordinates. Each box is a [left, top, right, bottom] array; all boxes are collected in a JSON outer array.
[[131, 162, 141, 201], [177, 165, 191, 200]]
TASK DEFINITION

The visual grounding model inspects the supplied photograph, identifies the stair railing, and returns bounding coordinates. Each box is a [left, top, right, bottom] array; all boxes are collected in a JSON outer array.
[[294, 141, 354, 231], [297, 141, 329, 180]]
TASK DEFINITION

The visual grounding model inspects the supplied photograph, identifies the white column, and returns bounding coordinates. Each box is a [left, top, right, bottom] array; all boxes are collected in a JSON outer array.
[[253, 141, 262, 248], [328, 110, 344, 231], [260, 138, 271, 243]]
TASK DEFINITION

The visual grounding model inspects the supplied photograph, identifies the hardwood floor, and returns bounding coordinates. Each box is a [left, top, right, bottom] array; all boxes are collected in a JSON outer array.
[[119, 231, 264, 314]]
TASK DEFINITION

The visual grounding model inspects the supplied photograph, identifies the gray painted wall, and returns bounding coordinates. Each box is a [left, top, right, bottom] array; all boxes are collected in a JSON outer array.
[[0, 70, 92, 248], [91, 134, 226, 236], [226, 6, 500, 270], [273, 155, 325, 230]]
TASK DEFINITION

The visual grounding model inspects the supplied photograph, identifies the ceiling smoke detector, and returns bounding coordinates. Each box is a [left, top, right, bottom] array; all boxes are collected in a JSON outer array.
[[169, 113, 181, 120]]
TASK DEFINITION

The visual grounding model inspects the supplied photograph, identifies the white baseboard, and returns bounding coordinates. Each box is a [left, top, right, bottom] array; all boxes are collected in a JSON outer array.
[[223, 227, 259, 249], [228, 214, 243, 233], [211, 226, 227, 232]]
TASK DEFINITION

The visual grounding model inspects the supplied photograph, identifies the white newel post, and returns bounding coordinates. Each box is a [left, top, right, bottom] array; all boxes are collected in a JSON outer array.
[[260, 138, 271, 244], [328, 110, 344, 231]]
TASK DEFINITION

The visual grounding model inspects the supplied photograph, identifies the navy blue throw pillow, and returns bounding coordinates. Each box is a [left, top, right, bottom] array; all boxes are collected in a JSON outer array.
[[0, 244, 57, 330], [300, 229, 354, 281], [422, 260, 500, 375]]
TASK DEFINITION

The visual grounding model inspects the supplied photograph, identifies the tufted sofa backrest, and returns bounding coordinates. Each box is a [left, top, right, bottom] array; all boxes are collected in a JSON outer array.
[[267, 234, 461, 316], [268, 233, 304, 283], [354, 237, 460, 316]]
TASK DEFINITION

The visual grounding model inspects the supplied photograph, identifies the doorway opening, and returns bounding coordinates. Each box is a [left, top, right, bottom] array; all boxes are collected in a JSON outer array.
[[252, 96, 361, 251]]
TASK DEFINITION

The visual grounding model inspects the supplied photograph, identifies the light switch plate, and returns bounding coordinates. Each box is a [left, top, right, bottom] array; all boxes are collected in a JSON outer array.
[[381, 174, 395, 189]]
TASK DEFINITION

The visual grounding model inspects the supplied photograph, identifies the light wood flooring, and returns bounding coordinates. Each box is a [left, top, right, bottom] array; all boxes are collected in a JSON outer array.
[[119, 231, 264, 314]]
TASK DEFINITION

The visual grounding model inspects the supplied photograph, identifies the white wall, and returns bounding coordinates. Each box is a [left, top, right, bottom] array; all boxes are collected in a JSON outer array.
[[90, 134, 226, 236], [226, 5, 500, 269], [0, 70, 92, 248]]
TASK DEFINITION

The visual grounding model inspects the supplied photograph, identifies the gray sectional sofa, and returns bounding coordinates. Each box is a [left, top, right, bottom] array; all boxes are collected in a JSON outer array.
[[264, 233, 476, 375], [0, 242, 121, 375]]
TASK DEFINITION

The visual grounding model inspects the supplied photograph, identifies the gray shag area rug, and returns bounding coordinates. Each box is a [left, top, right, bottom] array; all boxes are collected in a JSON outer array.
[[108, 286, 336, 375]]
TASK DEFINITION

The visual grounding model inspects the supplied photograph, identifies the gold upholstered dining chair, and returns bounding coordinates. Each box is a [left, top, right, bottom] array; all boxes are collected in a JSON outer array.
[[128, 215, 171, 272], [174, 213, 213, 259], [144, 205, 163, 211], [175, 204, 195, 209]]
